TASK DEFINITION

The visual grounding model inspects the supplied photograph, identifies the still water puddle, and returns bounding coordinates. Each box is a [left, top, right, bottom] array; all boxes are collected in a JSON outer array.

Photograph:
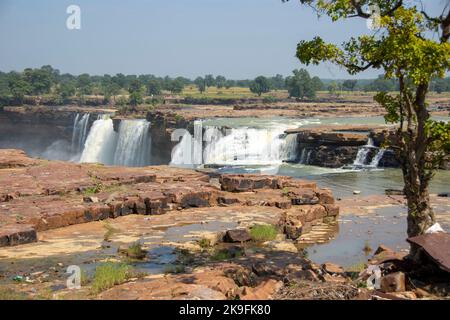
[[304, 206, 409, 268]]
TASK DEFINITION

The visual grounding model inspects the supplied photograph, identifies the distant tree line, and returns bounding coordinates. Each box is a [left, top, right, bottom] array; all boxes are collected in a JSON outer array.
[[0, 65, 448, 106]]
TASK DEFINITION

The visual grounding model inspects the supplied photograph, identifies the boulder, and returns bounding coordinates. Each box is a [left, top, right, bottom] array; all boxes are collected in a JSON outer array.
[[219, 174, 288, 192], [224, 229, 252, 243], [0, 224, 37, 246], [285, 188, 319, 205], [380, 272, 406, 293], [240, 279, 283, 300], [322, 262, 344, 274]]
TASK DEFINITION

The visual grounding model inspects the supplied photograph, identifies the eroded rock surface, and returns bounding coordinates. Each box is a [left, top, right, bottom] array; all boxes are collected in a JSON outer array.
[[0, 149, 339, 247]]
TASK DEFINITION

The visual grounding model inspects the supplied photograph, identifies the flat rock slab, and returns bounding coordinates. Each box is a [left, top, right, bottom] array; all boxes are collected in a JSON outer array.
[[0, 149, 39, 169], [407, 233, 450, 273], [0, 150, 338, 247]]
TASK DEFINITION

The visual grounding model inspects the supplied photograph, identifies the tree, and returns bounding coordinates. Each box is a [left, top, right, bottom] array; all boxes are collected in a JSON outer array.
[[311, 76, 324, 92], [328, 81, 338, 96], [24, 67, 53, 95], [342, 79, 357, 92], [170, 78, 185, 94], [433, 78, 449, 93], [215, 76, 226, 89], [128, 79, 144, 106], [146, 79, 162, 96], [194, 77, 206, 94], [204, 74, 215, 88], [270, 74, 285, 90], [8, 72, 30, 104], [57, 81, 76, 103], [285, 69, 315, 98], [250, 76, 271, 96], [76, 73, 92, 96], [285, 0, 450, 256]]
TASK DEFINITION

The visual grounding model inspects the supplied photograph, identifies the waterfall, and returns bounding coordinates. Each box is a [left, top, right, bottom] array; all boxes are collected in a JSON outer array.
[[80, 117, 118, 165], [71, 113, 90, 154], [203, 127, 286, 165], [171, 130, 194, 166], [281, 134, 298, 162], [79, 116, 151, 167], [353, 137, 375, 166], [171, 122, 296, 166], [299, 148, 307, 164], [113, 120, 151, 167], [370, 149, 385, 167], [306, 150, 312, 165]]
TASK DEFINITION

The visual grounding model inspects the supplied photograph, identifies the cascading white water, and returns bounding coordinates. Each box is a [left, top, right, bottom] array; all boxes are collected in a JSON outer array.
[[281, 134, 299, 162], [353, 137, 375, 166], [80, 116, 118, 165], [203, 127, 287, 165], [370, 149, 385, 167], [79, 116, 152, 167], [113, 120, 151, 167], [71, 113, 90, 154], [299, 149, 307, 164], [171, 122, 297, 166]]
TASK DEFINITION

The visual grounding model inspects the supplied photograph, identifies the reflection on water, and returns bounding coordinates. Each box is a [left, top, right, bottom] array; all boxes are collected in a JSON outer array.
[[304, 207, 409, 267], [217, 164, 450, 198]]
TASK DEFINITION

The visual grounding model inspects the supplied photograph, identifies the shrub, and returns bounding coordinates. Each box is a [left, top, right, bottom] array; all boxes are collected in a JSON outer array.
[[249, 225, 278, 241], [125, 241, 147, 260]]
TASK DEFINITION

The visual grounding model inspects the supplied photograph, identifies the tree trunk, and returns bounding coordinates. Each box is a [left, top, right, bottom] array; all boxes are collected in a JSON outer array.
[[401, 83, 436, 258]]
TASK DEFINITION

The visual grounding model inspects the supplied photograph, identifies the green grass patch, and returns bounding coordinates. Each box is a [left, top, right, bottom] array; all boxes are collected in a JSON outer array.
[[210, 247, 244, 261], [198, 238, 211, 249], [91, 262, 132, 294], [0, 286, 28, 300], [83, 182, 104, 196], [124, 241, 147, 260], [249, 225, 278, 242], [103, 221, 120, 242]]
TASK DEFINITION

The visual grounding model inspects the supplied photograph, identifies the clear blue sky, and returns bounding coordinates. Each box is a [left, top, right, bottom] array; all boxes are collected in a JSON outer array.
[[0, 0, 445, 79]]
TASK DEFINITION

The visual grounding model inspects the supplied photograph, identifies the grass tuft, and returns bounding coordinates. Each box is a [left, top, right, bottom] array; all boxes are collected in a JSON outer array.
[[125, 241, 147, 260], [210, 247, 244, 261], [250, 224, 278, 242], [198, 238, 211, 249], [91, 262, 132, 294], [103, 221, 119, 242]]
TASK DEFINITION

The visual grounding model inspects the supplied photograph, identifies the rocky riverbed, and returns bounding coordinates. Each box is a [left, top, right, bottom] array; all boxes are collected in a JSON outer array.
[[0, 149, 449, 300]]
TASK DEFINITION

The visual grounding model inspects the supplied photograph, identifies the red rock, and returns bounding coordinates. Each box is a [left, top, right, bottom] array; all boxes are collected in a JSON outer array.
[[316, 188, 335, 204], [285, 187, 319, 205], [219, 174, 289, 192], [0, 149, 38, 169], [322, 262, 344, 274], [323, 204, 339, 217], [224, 229, 252, 243], [373, 244, 394, 256], [380, 272, 406, 293], [240, 279, 283, 300], [0, 224, 37, 246]]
